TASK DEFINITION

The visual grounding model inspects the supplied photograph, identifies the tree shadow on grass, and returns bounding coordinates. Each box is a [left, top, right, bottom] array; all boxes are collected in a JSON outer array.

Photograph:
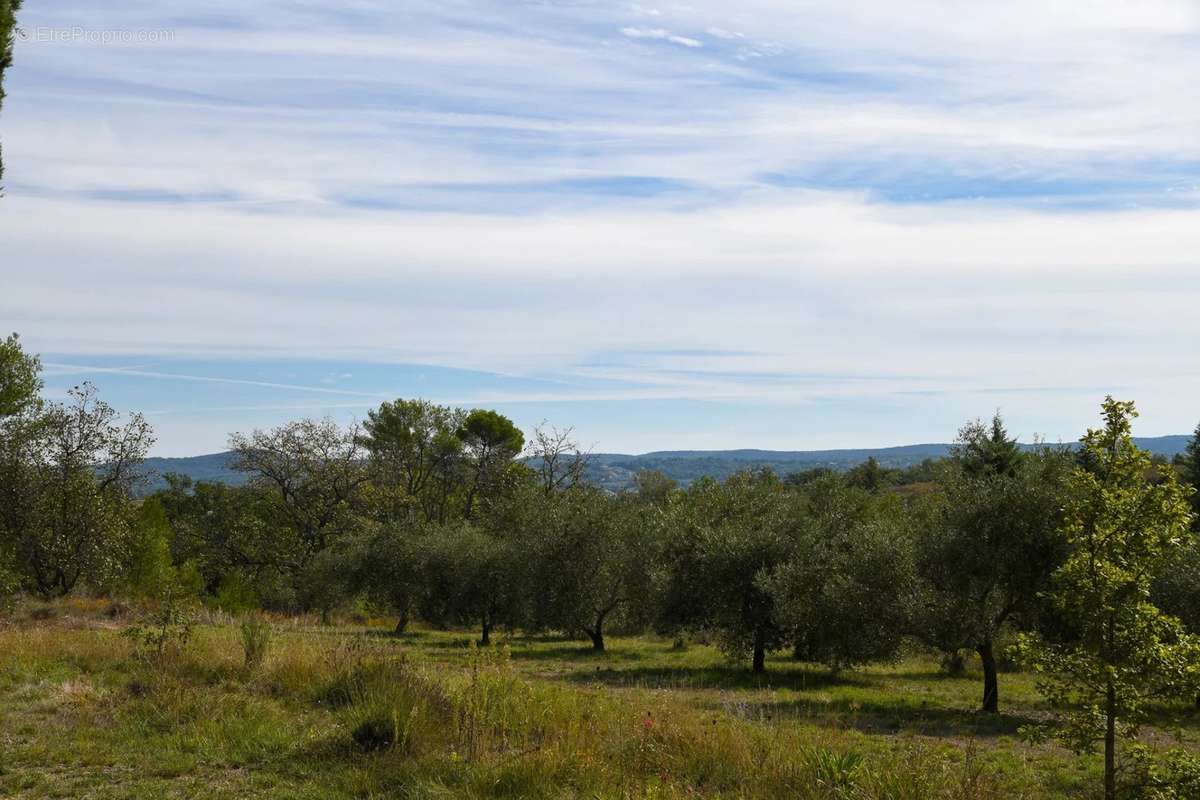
[[733, 695, 1041, 739], [562, 663, 863, 693], [358, 628, 434, 642], [507, 644, 650, 663]]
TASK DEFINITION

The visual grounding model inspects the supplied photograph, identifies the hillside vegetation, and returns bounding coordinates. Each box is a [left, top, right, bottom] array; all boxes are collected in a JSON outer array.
[[134, 436, 1193, 495]]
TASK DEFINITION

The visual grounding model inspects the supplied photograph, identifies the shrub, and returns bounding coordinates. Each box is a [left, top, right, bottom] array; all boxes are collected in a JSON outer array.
[[214, 572, 259, 615], [126, 499, 176, 599], [122, 587, 196, 664]]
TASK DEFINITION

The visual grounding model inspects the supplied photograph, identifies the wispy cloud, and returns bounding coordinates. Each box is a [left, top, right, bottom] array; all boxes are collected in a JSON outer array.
[[620, 27, 703, 47], [41, 363, 391, 399]]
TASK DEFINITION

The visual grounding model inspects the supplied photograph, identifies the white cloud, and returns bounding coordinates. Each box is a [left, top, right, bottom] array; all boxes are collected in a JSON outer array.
[[620, 26, 703, 47], [705, 27, 744, 39]]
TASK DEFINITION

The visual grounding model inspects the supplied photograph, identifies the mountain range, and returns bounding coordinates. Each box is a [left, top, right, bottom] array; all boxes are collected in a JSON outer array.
[[134, 435, 1193, 495]]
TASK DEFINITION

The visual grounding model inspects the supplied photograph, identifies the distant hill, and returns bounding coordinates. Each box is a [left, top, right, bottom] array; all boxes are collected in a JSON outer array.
[[133, 435, 1193, 495], [584, 436, 1191, 490], [134, 452, 246, 494]]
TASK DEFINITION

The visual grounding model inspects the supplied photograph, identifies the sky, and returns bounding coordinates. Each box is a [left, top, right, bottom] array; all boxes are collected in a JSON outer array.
[[2, 1, 1200, 456]]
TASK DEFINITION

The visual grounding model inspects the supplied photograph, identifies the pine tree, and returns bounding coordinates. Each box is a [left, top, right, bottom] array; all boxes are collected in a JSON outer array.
[[1185, 422, 1200, 523], [955, 412, 1023, 478]]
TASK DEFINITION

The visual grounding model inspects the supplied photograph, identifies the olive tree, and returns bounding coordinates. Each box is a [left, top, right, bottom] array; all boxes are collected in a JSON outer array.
[[524, 486, 653, 651], [657, 471, 791, 673], [342, 521, 426, 633], [416, 521, 525, 645], [913, 415, 1070, 713], [767, 478, 918, 671]]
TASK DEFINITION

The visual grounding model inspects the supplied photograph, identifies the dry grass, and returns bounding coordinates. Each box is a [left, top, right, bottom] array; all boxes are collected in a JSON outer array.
[[4, 601, 1194, 798]]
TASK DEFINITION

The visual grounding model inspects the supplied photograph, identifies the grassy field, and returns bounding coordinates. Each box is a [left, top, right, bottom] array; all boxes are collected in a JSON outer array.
[[2, 600, 1197, 799]]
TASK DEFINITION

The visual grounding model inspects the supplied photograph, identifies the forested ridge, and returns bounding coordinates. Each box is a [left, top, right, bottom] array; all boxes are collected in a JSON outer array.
[[134, 436, 1194, 494]]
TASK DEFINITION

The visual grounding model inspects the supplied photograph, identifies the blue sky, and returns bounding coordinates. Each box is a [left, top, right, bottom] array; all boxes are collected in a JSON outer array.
[[3, 1, 1200, 455]]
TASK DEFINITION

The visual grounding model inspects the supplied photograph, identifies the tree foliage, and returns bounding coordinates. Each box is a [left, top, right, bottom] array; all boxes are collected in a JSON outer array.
[[657, 471, 791, 672], [357, 398, 465, 523], [0, 383, 153, 597], [523, 485, 653, 650], [1013, 398, 1200, 800], [229, 418, 370, 570], [915, 415, 1070, 712], [0, 0, 22, 187], [0, 333, 41, 419], [1184, 422, 1200, 521], [768, 479, 918, 670]]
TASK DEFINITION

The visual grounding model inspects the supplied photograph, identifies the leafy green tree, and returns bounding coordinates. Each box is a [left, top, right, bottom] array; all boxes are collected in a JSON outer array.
[[1014, 398, 1200, 800], [125, 499, 178, 599], [524, 486, 653, 651], [229, 418, 370, 569], [358, 399, 466, 523], [296, 545, 355, 624], [0, 333, 40, 419], [914, 416, 1070, 713], [154, 475, 292, 602], [844, 456, 892, 492], [783, 467, 836, 487], [632, 469, 677, 504], [0, 383, 153, 597], [768, 479, 918, 671], [342, 521, 426, 633], [416, 521, 525, 645], [0, 332, 40, 601], [657, 471, 791, 673]]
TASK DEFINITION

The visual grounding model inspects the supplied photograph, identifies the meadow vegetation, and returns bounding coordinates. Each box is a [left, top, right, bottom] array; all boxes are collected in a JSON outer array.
[[0, 599, 1156, 800]]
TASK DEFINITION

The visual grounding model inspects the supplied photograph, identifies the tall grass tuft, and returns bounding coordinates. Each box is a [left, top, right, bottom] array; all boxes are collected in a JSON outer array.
[[239, 614, 272, 670], [331, 648, 454, 756]]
